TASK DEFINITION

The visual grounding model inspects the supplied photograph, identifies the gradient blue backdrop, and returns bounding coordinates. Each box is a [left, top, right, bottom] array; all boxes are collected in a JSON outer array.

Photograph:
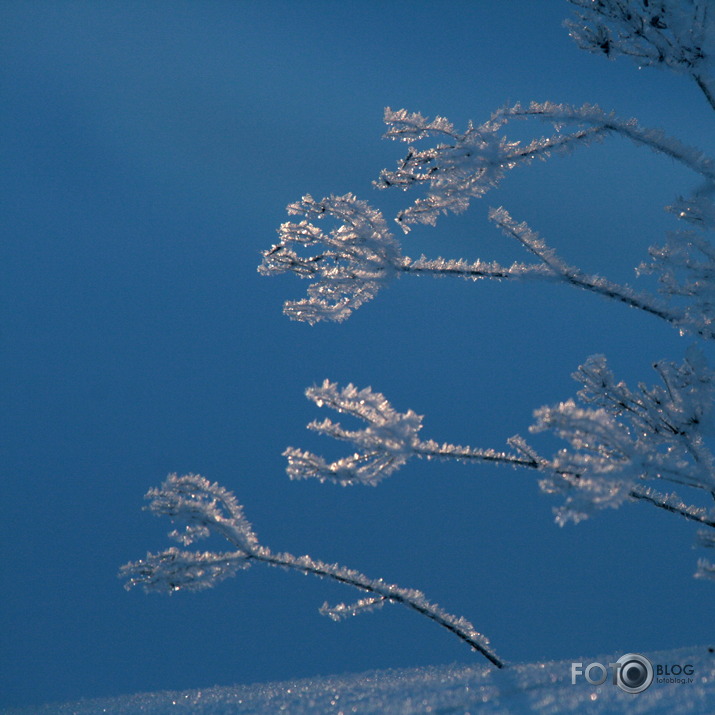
[[2, 1, 714, 709]]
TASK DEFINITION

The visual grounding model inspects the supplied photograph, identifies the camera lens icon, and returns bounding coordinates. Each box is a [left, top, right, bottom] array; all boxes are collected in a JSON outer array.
[[615, 653, 653, 693]]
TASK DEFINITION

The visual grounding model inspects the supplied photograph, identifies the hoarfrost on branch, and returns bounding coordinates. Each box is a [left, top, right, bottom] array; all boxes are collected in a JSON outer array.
[[259, 0, 715, 585], [121, 474, 503, 668], [127, 1, 715, 670]]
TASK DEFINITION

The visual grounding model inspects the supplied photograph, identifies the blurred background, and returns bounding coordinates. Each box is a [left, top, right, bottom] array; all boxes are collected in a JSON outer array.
[[1, 0, 714, 709]]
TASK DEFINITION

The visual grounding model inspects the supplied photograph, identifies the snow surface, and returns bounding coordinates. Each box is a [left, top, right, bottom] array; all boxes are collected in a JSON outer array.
[[7, 646, 714, 714]]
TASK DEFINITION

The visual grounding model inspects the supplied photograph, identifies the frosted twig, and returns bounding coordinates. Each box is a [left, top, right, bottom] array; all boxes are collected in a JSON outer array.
[[489, 207, 711, 334], [259, 193, 401, 324], [694, 74, 715, 112], [397, 208, 715, 340], [261, 105, 715, 330], [285, 381, 536, 486], [629, 485, 715, 529], [287, 355, 715, 571], [696, 558, 715, 581], [121, 473, 504, 668], [377, 107, 610, 231], [497, 102, 715, 181], [565, 0, 715, 111], [399, 255, 552, 282]]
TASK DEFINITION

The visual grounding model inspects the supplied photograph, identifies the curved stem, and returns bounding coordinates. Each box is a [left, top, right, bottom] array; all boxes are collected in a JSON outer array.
[[693, 73, 715, 113], [245, 547, 505, 668], [500, 104, 715, 182]]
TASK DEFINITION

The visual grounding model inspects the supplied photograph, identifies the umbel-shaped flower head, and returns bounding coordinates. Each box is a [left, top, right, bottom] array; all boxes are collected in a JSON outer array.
[[120, 474, 259, 593], [284, 381, 424, 486], [259, 193, 402, 324]]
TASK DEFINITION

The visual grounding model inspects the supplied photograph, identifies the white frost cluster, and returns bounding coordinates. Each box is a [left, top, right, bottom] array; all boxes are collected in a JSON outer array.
[[121, 473, 502, 666], [376, 106, 609, 231], [284, 381, 424, 486], [258, 193, 401, 324], [530, 348, 715, 527], [278, 354, 715, 579], [286, 380, 541, 486], [638, 231, 715, 338], [120, 474, 258, 593], [260, 102, 715, 332], [566, 0, 715, 108]]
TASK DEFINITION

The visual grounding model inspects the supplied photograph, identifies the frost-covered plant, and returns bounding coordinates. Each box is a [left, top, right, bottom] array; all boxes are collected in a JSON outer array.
[[284, 380, 537, 487], [286, 353, 715, 575], [258, 194, 402, 324], [565, 0, 715, 109], [260, 5, 715, 581], [265, 102, 715, 338], [121, 473, 503, 668], [128, 0, 715, 668]]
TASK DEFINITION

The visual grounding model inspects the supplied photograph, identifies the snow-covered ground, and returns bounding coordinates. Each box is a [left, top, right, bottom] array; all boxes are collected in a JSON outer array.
[[7, 646, 714, 714]]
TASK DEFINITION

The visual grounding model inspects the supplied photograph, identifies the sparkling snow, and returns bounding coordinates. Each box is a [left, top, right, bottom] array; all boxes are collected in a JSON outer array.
[[8, 646, 714, 714]]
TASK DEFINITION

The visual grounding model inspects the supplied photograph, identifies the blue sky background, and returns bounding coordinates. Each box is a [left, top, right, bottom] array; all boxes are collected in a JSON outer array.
[[2, 1, 715, 709]]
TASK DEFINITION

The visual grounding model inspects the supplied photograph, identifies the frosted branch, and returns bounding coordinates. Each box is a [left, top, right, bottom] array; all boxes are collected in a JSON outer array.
[[286, 381, 535, 486], [497, 102, 715, 181], [285, 381, 423, 486], [261, 108, 715, 328], [285, 353, 715, 578], [530, 349, 715, 526], [377, 106, 608, 231], [488, 208, 713, 335], [378, 102, 715, 234], [639, 229, 715, 336], [668, 193, 715, 230], [630, 485, 715, 529], [121, 474, 503, 667], [695, 558, 715, 581], [121, 546, 252, 594], [259, 194, 402, 324], [696, 527, 715, 548], [565, 0, 715, 110], [320, 596, 387, 621], [400, 254, 553, 283], [143, 473, 259, 552]]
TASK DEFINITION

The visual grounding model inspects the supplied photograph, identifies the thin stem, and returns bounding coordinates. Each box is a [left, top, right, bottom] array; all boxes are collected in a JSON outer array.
[[557, 268, 686, 325], [508, 126, 608, 162], [422, 441, 715, 531], [501, 105, 715, 182], [245, 547, 505, 668], [693, 73, 715, 113], [401, 263, 513, 280], [629, 486, 715, 529], [401, 243, 706, 336], [414, 441, 538, 470], [493, 214, 715, 339]]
